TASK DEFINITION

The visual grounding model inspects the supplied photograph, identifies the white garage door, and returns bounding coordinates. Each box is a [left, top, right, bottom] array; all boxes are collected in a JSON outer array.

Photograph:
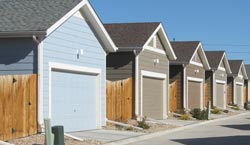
[[143, 77, 164, 119], [51, 70, 97, 132]]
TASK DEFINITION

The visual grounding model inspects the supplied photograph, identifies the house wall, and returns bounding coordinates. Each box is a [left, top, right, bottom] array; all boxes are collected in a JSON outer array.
[[106, 52, 135, 81], [42, 12, 106, 126], [169, 65, 183, 110], [138, 49, 169, 118], [0, 38, 38, 75]]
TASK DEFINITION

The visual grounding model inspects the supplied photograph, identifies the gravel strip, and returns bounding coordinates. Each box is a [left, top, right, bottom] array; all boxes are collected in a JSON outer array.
[[7, 134, 101, 145]]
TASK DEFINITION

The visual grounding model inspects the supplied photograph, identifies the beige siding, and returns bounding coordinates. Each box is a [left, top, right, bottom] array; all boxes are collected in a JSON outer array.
[[191, 52, 202, 63], [156, 34, 164, 50], [138, 49, 169, 118], [215, 70, 227, 81], [186, 64, 205, 78], [142, 77, 163, 119]]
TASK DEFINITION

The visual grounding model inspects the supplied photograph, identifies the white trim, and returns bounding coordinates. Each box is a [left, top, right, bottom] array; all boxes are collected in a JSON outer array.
[[236, 82, 244, 86], [190, 61, 203, 67], [238, 75, 243, 79], [140, 70, 167, 119], [46, 0, 87, 36], [144, 46, 166, 55], [215, 80, 226, 84], [189, 42, 210, 70], [218, 66, 226, 71], [153, 35, 157, 47], [37, 41, 44, 128], [135, 55, 139, 119], [46, 0, 117, 53], [142, 24, 177, 60], [80, 2, 117, 52], [48, 62, 102, 128], [187, 77, 204, 110], [141, 70, 167, 79]]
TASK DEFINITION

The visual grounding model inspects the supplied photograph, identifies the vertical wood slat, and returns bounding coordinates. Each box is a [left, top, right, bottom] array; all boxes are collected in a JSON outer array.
[[0, 74, 37, 141], [204, 83, 209, 108], [0, 76, 4, 140], [170, 80, 178, 112], [4, 75, 13, 141], [29, 74, 37, 135], [106, 78, 133, 122]]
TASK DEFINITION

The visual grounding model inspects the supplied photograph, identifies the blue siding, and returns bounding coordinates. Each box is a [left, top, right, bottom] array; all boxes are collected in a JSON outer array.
[[0, 38, 37, 75], [43, 14, 106, 128]]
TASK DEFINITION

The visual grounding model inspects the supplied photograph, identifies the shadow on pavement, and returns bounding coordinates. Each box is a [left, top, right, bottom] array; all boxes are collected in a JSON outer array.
[[221, 124, 250, 131], [171, 136, 250, 145]]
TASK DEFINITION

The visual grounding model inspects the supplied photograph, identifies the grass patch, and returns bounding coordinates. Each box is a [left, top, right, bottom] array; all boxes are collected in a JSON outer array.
[[180, 113, 191, 120], [231, 105, 240, 110], [190, 108, 208, 120], [211, 108, 222, 114], [137, 117, 150, 129]]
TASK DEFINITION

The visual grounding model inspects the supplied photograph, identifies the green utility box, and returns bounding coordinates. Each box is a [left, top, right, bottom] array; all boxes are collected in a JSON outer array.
[[52, 126, 65, 145]]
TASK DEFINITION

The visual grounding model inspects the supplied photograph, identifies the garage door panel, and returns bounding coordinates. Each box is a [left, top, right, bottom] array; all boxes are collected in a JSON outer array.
[[216, 83, 225, 108], [236, 84, 243, 106], [188, 81, 201, 109], [51, 70, 97, 132], [143, 77, 163, 119]]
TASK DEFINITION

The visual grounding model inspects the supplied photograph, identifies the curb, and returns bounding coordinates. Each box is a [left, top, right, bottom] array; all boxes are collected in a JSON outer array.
[[104, 112, 250, 145]]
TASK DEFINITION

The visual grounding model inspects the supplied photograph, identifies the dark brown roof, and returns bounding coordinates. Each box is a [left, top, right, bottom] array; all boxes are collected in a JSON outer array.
[[228, 60, 243, 75], [245, 64, 250, 79], [170, 41, 200, 64], [205, 51, 225, 69], [104, 22, 160, 48]]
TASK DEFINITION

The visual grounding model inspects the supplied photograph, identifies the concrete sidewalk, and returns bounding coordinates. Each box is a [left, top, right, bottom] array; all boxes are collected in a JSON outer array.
[[69, 129, 145, 143]]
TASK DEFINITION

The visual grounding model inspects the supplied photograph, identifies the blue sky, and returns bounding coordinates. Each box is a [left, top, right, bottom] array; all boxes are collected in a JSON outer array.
[[90, 0, 250, 64]]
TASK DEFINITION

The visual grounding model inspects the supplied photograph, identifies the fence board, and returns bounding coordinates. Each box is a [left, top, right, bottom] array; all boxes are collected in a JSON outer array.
[[0, 74, 37, 141], [106, 78, 132, 122], [0, 77, 4, 140], [170, 81, 178, 112]]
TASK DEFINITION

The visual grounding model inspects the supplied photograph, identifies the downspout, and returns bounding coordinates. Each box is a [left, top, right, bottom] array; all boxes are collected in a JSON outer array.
[[32, 35, 43, 132], [183, 64, 187, 111], [212, 70, 216, 107]]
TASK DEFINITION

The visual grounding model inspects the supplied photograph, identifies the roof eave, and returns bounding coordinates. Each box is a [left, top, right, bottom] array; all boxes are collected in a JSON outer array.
[[0, 31, 46, 38]]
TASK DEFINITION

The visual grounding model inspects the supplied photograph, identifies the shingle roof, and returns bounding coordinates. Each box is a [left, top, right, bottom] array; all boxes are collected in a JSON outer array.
[[205, 51, 224, 69], [0, 0, 82, 32], [170, 41, 200, 64], [228, 60, 243, 75], [104, 22, 160, 48], [245, 64, 250, 78]]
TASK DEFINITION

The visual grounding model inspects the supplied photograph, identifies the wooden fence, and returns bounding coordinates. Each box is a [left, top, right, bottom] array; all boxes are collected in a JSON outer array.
[[0, 74, 37, 141], [106, 78, 132, 122], [169, 80, 178, 112]]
